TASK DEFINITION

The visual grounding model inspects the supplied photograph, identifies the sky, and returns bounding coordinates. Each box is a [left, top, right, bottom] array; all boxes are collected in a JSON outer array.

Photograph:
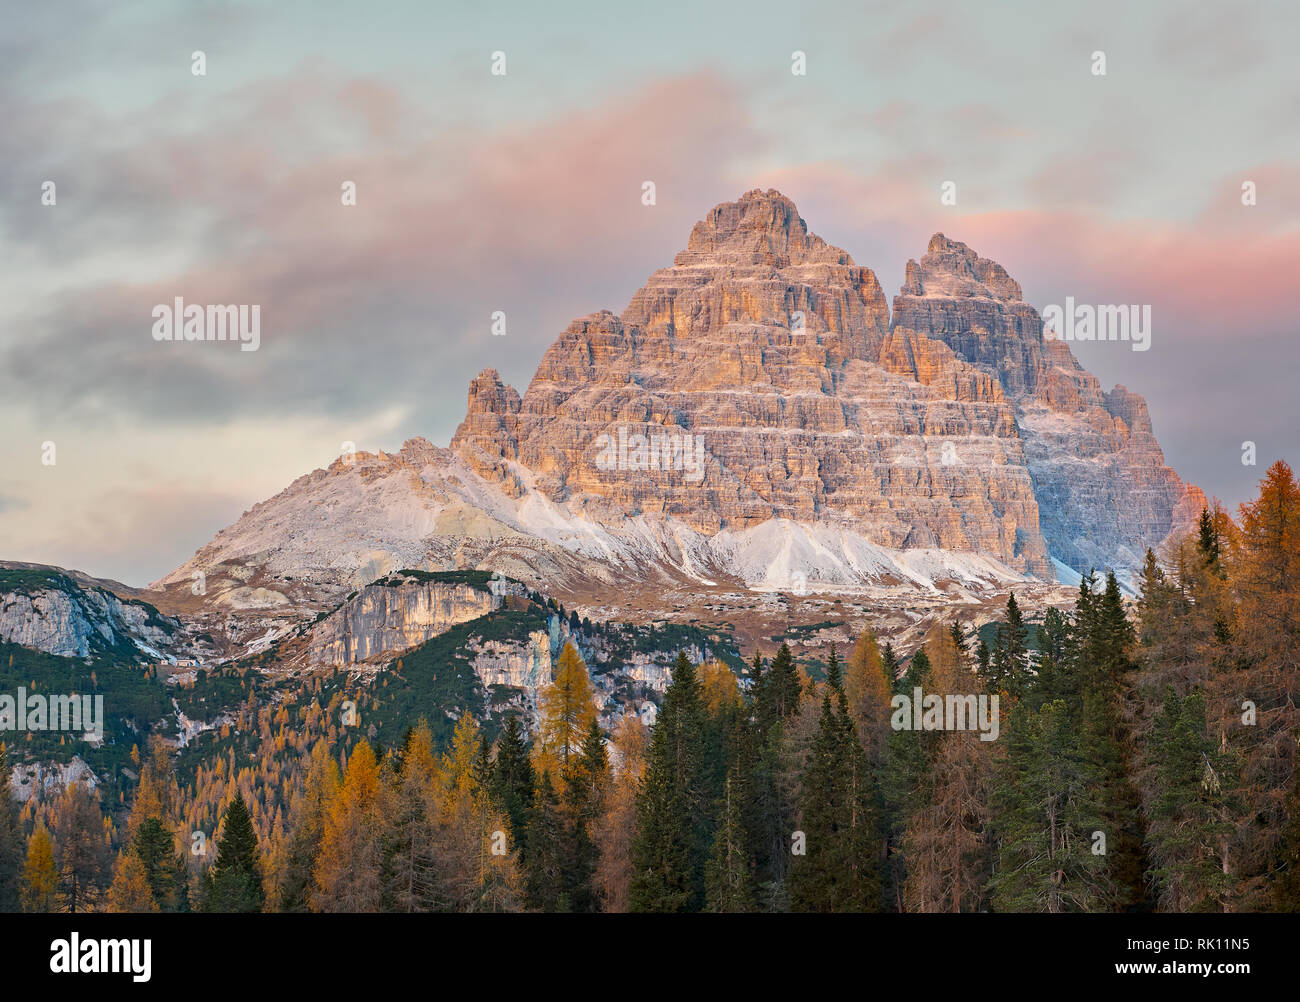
[[1, 0, 1297, 586]]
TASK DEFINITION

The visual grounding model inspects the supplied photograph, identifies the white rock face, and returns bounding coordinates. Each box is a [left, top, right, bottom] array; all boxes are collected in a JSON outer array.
[[470, 630, 553, 689], [308, 575, 498, 666], [0, 572, 176, 659], [9, 756, 98, 803]]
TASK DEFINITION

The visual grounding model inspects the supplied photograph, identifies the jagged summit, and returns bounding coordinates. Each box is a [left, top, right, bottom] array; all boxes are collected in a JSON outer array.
[[902, 232, 1024, 302], [672, 189, 852, 268]]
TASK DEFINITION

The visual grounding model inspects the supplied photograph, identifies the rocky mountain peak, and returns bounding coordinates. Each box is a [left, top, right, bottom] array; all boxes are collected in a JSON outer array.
[[902, 233, 1024, 302], [672, 189, 851, 269]]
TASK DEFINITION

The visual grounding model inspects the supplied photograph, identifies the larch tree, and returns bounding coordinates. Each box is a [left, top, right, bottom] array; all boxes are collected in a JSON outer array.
[[533, 642, 598, 790], [592, 711, 649, 912], [901, 624, 993, 913], [312, 741, 382, 912], [274, 738, 341, 911], [106, 851, 158, 913], [52, 782, 110, 913], [382, 722, 442, 912], [20, 825, 58, 913]]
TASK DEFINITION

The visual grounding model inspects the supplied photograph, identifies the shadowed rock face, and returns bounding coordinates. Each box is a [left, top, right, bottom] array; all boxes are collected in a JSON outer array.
[[891, 232, 1203, 573]]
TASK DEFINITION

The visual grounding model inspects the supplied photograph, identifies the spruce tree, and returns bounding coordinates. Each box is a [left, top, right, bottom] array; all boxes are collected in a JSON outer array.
[[1079, 572, 1148, 910], [756, 643, 801, 729], [989, 700, 1110, 911], [203, 792, 264, 912], [791, 690, 881, 912], [991, 593, 1029, 698], [630, 652, 708, 911], [558, 718, 607, 912], [881, 642, 900, 690], [1197, 507, 1221, 572], [133, 817, 188, 912], [705, 764, 756, 912], [524, 771, 567, 911], [1146, 688, 1238, 911], [490, 714, 535, 857]]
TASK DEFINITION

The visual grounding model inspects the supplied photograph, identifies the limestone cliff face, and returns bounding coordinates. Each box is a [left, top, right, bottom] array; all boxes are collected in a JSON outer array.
[[0, 568, 177, 659], [452, 189, 1054, 577], [307, 575, 498, 667], [891, 233, 1204, 573]]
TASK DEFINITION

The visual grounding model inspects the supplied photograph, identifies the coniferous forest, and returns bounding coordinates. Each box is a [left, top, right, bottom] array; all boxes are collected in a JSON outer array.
[[1, 461, 1297, 914]]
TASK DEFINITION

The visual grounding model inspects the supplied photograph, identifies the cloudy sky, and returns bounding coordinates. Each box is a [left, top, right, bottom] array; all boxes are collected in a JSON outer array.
[[2, 0, 1297, 586]]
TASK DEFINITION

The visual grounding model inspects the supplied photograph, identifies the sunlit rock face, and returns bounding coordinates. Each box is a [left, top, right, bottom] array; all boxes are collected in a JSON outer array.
[[160, 189, 1201, 617]]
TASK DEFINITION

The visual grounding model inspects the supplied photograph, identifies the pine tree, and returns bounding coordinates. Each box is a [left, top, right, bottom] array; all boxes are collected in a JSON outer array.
[[489, 715, 534, 857], [132, 817, 188, 912], [706, 763, 755, 912], [203, 791, 265, 912], [630, 652, 708, 912]]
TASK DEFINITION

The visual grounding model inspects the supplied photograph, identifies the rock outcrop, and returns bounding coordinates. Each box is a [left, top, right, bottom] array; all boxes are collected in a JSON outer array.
[[308, 573, 500, 666], [0, 565, 177, 660]]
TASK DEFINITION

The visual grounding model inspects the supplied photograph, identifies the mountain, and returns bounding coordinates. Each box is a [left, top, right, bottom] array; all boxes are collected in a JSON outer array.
[[148, 189, 1202, 654]]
